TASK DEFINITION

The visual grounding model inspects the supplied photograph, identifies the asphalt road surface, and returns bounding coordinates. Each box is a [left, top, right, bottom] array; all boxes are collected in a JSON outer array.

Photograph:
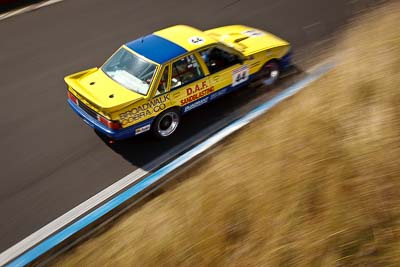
[[0, 0, 378, 252]]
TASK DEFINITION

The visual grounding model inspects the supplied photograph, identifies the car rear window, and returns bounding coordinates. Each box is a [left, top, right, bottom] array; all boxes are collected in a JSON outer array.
[[102, 47, 157, 95]]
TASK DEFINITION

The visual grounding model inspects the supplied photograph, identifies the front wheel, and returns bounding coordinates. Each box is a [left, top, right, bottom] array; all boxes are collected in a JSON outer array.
[[152, 109, 180, 139], [260, 61, 280, 86]]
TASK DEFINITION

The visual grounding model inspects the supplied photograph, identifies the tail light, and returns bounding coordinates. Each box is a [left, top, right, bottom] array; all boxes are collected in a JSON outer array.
[[68, 90, 121, 130], [97, 114, 122, 130], [67, 91, 79, 105]]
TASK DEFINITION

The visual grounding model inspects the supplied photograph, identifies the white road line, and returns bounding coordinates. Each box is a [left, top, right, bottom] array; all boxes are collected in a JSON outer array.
[[0, 0, 64, 21], [35, 0, 64, 9]]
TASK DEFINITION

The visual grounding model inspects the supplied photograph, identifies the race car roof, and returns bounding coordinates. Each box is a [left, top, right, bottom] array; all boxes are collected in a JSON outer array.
[[126, 25, 217, 64], [154, 25, 216, 51]]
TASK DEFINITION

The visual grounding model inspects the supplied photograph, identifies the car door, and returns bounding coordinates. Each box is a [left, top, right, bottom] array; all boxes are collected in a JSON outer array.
[[169, 53, 212, 113], [199, 45, 249, 100]]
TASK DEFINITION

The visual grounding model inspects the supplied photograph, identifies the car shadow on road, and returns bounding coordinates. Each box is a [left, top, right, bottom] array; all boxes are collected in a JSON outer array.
[[98, 66, 303, 171]]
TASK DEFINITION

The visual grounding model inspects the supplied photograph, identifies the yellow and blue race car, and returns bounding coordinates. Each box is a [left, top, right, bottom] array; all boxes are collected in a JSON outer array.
[[65, 25, 291, 139]]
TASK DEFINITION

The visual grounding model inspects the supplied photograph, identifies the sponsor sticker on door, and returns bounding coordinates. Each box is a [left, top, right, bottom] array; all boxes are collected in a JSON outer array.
[[135, 124, 151, 135]]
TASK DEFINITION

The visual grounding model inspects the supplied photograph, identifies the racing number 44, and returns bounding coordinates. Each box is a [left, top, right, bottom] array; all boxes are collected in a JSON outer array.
[[236, 72, 247, 82], [232, 66, 249, 87]]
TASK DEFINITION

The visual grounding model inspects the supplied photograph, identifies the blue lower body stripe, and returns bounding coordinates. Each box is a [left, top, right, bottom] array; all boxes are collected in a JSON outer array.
[[68, 99, 153, 140]]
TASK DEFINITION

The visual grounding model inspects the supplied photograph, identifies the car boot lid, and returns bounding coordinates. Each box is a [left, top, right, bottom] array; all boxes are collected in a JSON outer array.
[[64, 68, 143, 112]]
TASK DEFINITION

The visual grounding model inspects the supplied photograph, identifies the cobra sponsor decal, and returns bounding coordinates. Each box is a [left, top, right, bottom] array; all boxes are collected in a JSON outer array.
[[119, 94, 170, 125], [180, 81, 214, 105], [183, 97, 209, 113]]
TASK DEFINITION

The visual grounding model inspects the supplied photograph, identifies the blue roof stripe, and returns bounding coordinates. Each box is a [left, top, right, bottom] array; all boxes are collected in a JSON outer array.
[[126, 34, 187, 64]]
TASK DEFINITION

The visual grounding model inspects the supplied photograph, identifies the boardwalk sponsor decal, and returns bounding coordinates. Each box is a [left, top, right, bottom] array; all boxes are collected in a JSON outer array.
[[119, 94, 170, 125]]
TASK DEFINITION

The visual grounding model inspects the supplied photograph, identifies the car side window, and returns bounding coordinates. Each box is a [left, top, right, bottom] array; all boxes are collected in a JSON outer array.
[[155, 66, 169, 96], [171, 54, 204, 89], [200, 47, 241, 74]]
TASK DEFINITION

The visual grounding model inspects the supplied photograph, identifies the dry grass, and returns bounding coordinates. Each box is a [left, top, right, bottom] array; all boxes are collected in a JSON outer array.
[[56, 3, 400, 266]]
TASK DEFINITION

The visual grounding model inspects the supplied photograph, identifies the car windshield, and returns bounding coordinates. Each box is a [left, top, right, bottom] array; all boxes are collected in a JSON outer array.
[[102, 47, 157, 95]]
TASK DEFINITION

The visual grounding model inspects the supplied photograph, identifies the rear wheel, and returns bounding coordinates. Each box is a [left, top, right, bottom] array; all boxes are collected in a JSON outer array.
[[260, 60, 280, 86], [152, 109, 180, 139]]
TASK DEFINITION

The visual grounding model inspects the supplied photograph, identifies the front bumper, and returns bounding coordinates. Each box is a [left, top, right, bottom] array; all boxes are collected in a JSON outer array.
[[67, 99, 152, 140]]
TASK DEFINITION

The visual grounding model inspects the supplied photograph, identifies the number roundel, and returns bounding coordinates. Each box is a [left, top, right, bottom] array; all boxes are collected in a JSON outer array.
[[232, 66, 250, 87], [236, 72, 247, 82], [188, 36, 205, 45]]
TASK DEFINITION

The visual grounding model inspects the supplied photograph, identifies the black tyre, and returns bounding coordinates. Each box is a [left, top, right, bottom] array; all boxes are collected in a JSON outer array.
[[260, 60, 280, 86], [152, 108, 180, 138]]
